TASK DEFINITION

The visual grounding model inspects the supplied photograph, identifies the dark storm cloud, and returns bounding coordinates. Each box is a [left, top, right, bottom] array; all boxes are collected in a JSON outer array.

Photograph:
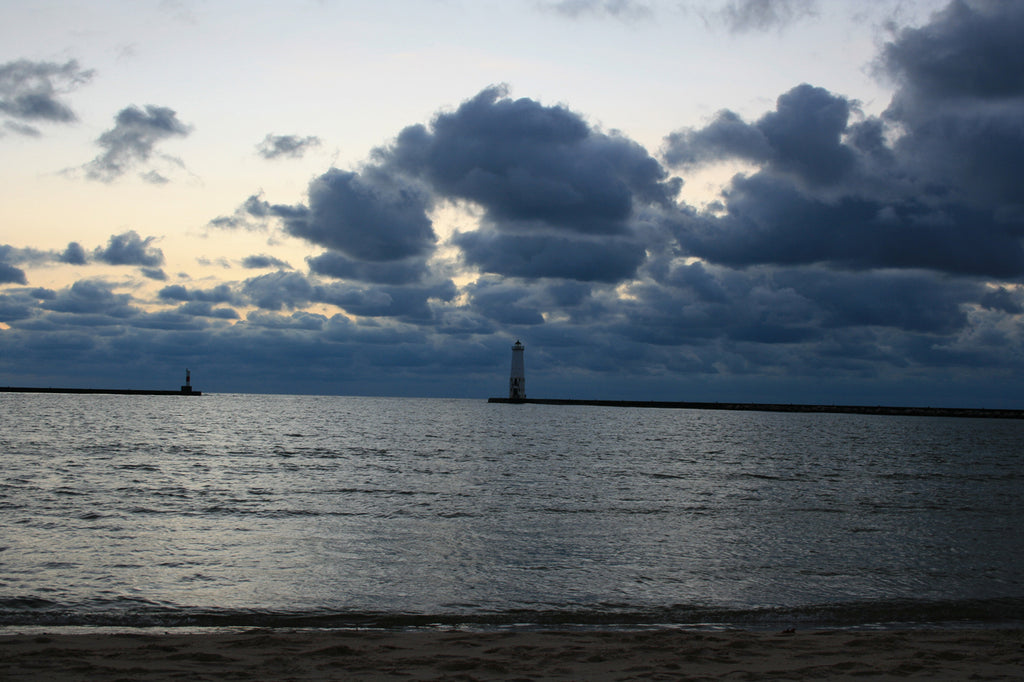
[[242, 254, 292, 269], [980, 286, 1024, 314], [256, 133, 322, 160], [465, 280, 545, 326], [878, 0, 1024, 209], [879, 0, 1024, 102], [381, 85, 679, 236], [307, 251, 428, 285], [241, 271, 315, 311], [238, 269, 455, 321], [245, 310, 327, 331], [84, 105, 191, 182], [0, 59, 94, 134], [281, 168, 436, 262], [0, 246, 30, 284], [140, 267, 167, 280], [317, 280, 456, 321], [366, 85, 678, 284], [664, 84, 856, 186], [174, 301, 240, 319], [221, 87, 677, 286], [615, 261, 987, 373], [0, 236, 169, 279], [662, 110, 772, 166], [0, 262, 27, 285], [773, 268, 979, 335], [676, 174, 1024, 277], [0, 244, 56, 267], [0, 245, 64, 284], [93, 231, 164, 267], [158, 283, 236, 304], [663, 0, 1024, 281], [0, 292, 35, 321], [40, 280, 138, 317], [59, 242, 88, 265], [616, 264, 813, 347], [454, 230, 647, 282]]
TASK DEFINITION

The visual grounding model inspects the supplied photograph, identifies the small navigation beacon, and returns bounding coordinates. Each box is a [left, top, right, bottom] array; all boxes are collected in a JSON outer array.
[[181, 368, 193, 394], [509, 340, 526, 400]]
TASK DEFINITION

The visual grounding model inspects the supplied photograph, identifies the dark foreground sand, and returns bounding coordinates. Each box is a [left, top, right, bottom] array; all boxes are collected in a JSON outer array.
[[1, 628, 1022, 681]]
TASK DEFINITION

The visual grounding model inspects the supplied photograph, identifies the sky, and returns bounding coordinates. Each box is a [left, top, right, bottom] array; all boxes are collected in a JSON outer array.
[[2, 0, 1023, 407]]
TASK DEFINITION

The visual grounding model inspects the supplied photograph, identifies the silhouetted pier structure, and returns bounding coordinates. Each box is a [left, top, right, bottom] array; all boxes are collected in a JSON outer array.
[[487, 398, 1024, 420], [1, 369, 202, 396]]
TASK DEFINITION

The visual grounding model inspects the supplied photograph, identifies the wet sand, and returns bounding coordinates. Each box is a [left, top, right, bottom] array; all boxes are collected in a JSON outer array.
[[1, 628, 1021, 680]]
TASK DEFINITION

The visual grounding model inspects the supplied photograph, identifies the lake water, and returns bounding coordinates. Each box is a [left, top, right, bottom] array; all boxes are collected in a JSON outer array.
[[1, 393, 1022, 630]]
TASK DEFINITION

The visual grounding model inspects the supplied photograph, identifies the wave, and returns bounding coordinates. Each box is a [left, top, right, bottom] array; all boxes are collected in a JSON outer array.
[[2, 597, 1022, 631]]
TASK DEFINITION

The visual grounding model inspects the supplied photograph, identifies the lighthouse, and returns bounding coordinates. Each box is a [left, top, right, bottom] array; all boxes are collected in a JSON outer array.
[[180, 368, 194, 394], [509, 340, 526, 400]]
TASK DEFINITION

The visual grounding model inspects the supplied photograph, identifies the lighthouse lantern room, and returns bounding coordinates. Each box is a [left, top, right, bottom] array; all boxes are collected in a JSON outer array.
[[509, 340, 526, 400]]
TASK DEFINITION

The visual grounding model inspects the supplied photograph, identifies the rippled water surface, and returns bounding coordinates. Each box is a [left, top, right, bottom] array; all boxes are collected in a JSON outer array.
[[1, 393, 1022, 629]]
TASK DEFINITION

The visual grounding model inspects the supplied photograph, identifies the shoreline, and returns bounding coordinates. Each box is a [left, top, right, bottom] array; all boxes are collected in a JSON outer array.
[[488, 397, 1024, 419], [2, 628, 1021, 680]]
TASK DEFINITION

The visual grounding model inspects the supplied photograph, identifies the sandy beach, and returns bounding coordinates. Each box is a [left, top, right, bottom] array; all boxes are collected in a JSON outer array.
[[1, 628, 1021, 681]]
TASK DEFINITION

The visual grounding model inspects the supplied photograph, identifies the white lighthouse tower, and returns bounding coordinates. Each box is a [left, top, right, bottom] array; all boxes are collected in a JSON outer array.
[[509, 340, 526, 400]]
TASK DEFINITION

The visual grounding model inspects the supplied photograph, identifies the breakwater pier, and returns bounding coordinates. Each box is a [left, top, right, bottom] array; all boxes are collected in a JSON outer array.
[[487, 397, 1024, 420], [1, 369, 201, 396], [1, 386, 202, 396]]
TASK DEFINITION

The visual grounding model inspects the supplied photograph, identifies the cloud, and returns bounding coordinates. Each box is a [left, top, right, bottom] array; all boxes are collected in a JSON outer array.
[[675, 174, 1024, 277], [541, 0, 653, 20], [662, 0, 1024, 280], [877, 0, 1024, 210], [714, 0, 817, 33], [241, 271, 316, 311], [465, 279, 546, 326], [93, 231, 164, 267], [381, 85, 680, 236], [0, 262, 27, 285], [256, 133, 322, 159], [281, 168, 436, 262], [158, 283, 236, 304], [317, 280, 456, 320], [0, 235, 168, 279], [224, 87, 679, 286], [245, 310, 326, 331], [4, 120, 43, 137], [664, 83, 856, 186], [0, 59, 94, 135], [242, 254, 292, 269], [238, 269, 455, 321], [774, 267, 978, 335], [306, 251, 428, 285], [140, 267, 167, 281], [59, 242, 88, 265], [208, 193, 282, 231], [373, 85, 679, 283], [980, 286, 1023, 315], [40, 279, 138, 317], [454, 230, 647, 282], [0, 291, 36, 321], [175, 301, 239, 319], [0, 244, 59, 283], [83, 105, 192, 182], [879, 0, 1024, 103]]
